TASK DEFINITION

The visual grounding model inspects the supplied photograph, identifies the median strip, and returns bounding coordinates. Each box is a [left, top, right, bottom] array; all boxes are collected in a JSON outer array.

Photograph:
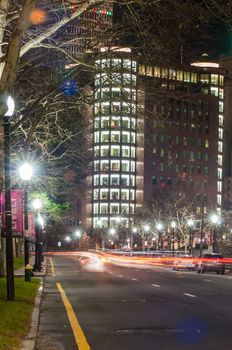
[[57, 282, 91, 350]]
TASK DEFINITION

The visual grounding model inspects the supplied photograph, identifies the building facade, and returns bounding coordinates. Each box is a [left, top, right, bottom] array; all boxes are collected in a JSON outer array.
[[81, 52, 227, 231], [139, 59, 225, 216], [57, 5, 227, 231], [90, 47, 144, 229]]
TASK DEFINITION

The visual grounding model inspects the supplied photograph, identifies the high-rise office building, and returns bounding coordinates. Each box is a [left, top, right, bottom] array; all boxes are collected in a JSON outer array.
[[84, 47, 143, 230], [81, 52, 226, 230], [139, 57, 225, 216]]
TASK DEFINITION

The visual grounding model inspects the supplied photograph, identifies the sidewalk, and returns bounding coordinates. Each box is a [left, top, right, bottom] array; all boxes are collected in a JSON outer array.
[[15, 255, 46, 278], [14, 255, 46, 350]]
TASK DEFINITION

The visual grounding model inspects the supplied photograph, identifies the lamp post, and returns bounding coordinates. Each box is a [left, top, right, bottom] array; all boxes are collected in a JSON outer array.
[[143, 224, 150, 251], [19, 163, 33, 275], [33, 199, 43, 271], [109, 228, 116, 249], [210, 214, 219, 253], [156, 222, 163, 250], [75, 229, 81, 249], [131, 227, 137, 251], [171, 221, 176, 255], [3, 96, 15, 300], [96, 219, 105, 250], [187, 219, 194, 256]]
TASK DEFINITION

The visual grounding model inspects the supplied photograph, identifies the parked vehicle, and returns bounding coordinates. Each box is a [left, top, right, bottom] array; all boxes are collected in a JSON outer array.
[[173, 257, 196, 271], [196, 253, 225, 275]]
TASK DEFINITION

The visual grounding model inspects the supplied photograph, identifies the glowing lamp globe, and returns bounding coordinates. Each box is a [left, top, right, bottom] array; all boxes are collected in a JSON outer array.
[[33, 198, 42, 210], [19, 163, 33, 181]]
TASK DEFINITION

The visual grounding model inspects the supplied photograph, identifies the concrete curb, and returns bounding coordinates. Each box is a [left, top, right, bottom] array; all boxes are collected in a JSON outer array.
[[21, 278, 44, 350], [21, 257, 47, 350]]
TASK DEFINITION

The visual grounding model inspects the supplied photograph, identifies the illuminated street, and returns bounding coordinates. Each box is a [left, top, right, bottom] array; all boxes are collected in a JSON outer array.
[[35, 253, 232, 350]]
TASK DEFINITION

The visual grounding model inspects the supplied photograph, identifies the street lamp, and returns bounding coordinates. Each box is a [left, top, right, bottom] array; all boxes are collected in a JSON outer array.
[[187, 219, 194, 256], [19, 163, 33, 278], [96, 219, 105, 250], [3, 96, 15, 300], [171, 221, 176, 255], [210, 214, 219, 253], [109, 228, 116, 249], [109, 228, 116, 235], [131, 227, 137, 250], [32, 198, 43, 271], [143, 224, 150, 250], [75, 229, 81, 248], [156, 222, 163, 249], [156, 222, 163, 250]]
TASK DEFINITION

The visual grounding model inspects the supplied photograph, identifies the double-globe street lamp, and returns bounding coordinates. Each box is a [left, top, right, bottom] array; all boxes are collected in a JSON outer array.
[[19, 163, 33, 277], [3, 96, 15, 300]]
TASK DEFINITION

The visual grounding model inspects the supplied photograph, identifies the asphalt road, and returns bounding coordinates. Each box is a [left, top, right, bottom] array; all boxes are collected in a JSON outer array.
[[35, 254, 232, 350]]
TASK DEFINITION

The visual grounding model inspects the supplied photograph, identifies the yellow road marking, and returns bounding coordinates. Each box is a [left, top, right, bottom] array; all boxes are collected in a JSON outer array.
[[50, 257, 55, 276], [56, 282, 91, 350]]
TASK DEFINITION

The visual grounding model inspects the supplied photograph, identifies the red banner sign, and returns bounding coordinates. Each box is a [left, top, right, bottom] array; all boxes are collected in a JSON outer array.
[[27, 212, 35, 240], [1, 190, 24, 236]]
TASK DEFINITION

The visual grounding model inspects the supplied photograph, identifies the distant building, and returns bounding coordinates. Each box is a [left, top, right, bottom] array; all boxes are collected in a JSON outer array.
[[55, 6, 228, 231], [58, 3, 113, 57], [139, 58, 225, 216], [81, 51, 226, 230]]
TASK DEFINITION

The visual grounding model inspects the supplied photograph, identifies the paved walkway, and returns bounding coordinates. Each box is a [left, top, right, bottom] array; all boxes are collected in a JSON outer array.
[[15, 255, 46, 278]]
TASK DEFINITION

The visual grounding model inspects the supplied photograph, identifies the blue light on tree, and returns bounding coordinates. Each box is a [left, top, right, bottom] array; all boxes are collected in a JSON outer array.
[[61, 79, 78, 96]]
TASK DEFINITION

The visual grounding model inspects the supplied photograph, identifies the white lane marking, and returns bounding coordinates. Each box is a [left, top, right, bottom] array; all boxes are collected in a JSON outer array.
[[132, 278, 138, 281], [183, 293, 197, 298], [152, 284, 160, 288], [118, 275, 123, 278], [204, 279, 212, 282]]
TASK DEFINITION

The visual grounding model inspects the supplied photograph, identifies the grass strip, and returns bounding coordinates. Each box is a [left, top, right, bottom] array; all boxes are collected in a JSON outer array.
[[0, 277, 40, 350], [14, 257, 24, 271]]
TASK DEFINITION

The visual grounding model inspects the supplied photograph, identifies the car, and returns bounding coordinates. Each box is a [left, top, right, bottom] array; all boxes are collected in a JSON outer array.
[[79, 255, 105, 272], [79, 256, 91, 265], [196, 253, 225, 275], [100, 256, 111, 264], [173, 257, 196, 271]]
